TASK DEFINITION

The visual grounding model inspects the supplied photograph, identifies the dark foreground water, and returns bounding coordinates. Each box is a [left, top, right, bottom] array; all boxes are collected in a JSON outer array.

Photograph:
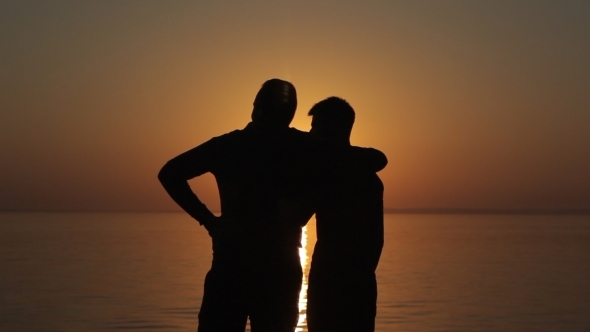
[[1, 212, 589, 332]]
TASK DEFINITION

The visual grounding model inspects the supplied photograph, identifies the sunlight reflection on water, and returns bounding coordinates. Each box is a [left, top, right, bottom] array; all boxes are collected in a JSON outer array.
[[245, 223, 312, 332], [295, 225, 309, 332]]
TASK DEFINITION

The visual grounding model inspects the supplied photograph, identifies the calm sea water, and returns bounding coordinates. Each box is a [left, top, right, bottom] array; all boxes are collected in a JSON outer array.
[[1, 212, 589, 332]]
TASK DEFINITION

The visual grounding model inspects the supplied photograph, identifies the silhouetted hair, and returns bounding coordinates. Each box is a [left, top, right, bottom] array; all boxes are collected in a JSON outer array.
[[252, 79, 297, 126], [308, 97, 355, 136]]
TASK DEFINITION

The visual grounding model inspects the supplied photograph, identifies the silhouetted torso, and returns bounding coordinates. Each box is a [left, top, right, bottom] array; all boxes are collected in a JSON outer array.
[[195, 122, 313, 260], [312, 171, 384, 272]]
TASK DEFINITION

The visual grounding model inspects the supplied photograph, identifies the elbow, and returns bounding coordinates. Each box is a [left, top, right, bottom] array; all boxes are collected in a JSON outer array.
[[158, 161, 175, 186], [379, 152, 388, 171], [371, 149, 388, 172]]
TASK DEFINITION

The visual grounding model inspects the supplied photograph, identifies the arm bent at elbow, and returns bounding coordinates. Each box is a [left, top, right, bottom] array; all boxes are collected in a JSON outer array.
[[157, 159, 217, 228]]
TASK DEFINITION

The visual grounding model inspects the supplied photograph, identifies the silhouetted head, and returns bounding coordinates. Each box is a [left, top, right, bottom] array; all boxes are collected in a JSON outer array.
[[251, 79, 297, 127], [308, 97, 355, 145]]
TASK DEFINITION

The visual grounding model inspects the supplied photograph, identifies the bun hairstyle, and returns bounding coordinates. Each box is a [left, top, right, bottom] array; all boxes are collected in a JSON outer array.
[[252, 79, 297, 126]]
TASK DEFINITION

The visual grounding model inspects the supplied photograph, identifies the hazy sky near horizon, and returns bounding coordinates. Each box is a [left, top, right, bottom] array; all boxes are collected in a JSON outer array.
[[1, 0, 589, 212]]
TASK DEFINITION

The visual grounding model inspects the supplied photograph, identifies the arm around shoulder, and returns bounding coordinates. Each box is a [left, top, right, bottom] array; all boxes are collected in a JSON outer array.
[[352, 147, 388, 173], [369, 148, 387, 172]]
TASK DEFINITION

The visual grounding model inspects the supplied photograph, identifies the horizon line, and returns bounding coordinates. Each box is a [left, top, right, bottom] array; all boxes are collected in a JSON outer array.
[[1, 208, 589, 215]]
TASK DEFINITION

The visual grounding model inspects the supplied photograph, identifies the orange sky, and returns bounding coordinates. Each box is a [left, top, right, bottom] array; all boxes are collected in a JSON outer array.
[[1, 1, 589, 212]]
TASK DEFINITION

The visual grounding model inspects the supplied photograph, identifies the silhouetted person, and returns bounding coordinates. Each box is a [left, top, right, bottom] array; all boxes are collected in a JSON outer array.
[[306, 97, 385, 332], [158, 80, 386, 332]]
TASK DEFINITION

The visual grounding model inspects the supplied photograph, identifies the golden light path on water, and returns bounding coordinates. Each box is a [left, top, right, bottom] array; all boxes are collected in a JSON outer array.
[[296, 225, 309, 332], [246, 223, 311, 332]]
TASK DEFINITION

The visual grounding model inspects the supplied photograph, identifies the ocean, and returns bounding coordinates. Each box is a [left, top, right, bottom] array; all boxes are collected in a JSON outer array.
[[1, 212, 589, 332]]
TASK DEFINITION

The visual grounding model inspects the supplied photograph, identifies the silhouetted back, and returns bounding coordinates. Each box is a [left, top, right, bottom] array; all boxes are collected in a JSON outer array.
[[313, 169, 384, 271], [197, 123, 314, 258]]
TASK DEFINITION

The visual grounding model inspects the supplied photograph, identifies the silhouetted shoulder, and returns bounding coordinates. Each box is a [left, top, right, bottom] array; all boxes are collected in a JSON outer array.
[[159, 129, 245, 181], [209, 128, 244, 142]]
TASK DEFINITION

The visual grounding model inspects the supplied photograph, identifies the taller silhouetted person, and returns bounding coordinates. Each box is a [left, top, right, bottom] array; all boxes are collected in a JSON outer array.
[[306, 97, 385, 332], [158, 80, 386, 332]]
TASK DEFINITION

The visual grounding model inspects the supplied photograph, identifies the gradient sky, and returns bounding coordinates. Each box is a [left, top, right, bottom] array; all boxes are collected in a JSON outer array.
[[1, 0, 589, 212]]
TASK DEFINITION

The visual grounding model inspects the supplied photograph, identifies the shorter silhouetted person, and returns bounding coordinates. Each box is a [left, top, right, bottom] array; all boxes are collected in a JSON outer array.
[[306, 97, 385, 332]]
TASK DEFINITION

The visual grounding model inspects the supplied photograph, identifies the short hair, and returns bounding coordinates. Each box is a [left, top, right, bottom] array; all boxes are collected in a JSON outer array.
[[308, 96, 355, 134], [252, 78, 297, 126]]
